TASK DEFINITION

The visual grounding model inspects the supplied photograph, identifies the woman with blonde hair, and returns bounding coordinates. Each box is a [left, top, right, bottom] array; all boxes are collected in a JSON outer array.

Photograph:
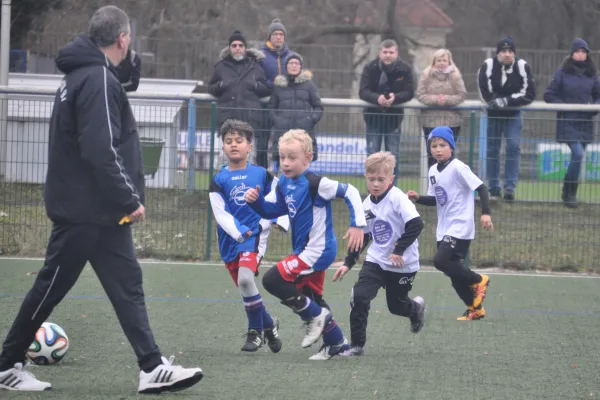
[[416, 49, 467, 167]]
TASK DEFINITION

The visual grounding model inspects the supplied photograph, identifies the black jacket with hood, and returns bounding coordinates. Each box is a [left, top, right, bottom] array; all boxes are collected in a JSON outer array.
[[44, 35, 144, 226], [207, 47, 271, 127]]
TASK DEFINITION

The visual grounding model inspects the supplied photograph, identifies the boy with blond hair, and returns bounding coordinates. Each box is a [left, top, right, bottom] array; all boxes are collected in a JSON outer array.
[[333, 151, 425, 356], [407, 126, 494, 320], [209, 119, 284, 353], [245, 129, 366, 360]]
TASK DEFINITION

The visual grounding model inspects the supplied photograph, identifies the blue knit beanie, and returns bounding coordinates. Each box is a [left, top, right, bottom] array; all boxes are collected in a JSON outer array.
[[428, 126, 456, 150]]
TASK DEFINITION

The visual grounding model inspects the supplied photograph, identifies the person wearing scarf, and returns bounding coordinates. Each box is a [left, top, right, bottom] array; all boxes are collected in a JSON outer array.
[[477, 36, 536, 202], [544, 38, 600, 208]]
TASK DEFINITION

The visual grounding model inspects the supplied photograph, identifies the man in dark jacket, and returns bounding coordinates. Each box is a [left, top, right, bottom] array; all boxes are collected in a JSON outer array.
[[0, 6, 203, 394], [359, 39, 414, 181], [478, 36, 536, 201], [208, 30, 271, 167], [117, 48, 141, 92]]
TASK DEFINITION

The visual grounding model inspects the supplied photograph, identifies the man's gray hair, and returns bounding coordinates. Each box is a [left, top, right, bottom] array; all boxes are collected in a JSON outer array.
[[88, 6, 130, 48], [380, 39, 398, 49]]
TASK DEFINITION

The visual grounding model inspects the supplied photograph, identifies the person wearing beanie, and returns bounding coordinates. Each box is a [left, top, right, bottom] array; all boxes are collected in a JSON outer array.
[[268, 52, 323, 172], [208, 29, 271, 164], [260, 18, 292, 86], [544, 38, 600, 208], [477, 35, 536, 202], [407, 126, 494, 321]]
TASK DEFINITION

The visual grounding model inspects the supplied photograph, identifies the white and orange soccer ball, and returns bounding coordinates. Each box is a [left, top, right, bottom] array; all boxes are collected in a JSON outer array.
[[26, 322, 70, 365]]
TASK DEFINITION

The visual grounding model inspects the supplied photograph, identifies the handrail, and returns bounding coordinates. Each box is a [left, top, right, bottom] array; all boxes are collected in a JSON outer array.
[[3, 85, 600, 112]]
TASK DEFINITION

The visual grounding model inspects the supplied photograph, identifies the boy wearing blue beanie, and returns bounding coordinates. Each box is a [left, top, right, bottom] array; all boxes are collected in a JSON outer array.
[[407, 126, 494, 320]]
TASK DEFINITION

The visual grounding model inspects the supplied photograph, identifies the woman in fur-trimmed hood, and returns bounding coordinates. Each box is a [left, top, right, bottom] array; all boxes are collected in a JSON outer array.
[[268, 52, 323, 166], [544, 38, 600, 208], [207, 30, 271, 128]]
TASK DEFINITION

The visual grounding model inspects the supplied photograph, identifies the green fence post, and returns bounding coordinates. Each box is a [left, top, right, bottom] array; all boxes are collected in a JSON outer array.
[[204, 102, 217, 261], [465, 111, 476, 269]]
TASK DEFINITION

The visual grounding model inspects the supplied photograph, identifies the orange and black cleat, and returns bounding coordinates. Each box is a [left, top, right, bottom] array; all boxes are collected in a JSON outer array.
[[472, 274, 490, 309]]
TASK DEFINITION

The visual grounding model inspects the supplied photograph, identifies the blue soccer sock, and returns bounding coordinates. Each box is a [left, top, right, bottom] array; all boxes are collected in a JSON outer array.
[[262, 307, 274, 330], [243, 294, 264, 332], [297, 297, 322, 321], [322, 315, 345, 346]]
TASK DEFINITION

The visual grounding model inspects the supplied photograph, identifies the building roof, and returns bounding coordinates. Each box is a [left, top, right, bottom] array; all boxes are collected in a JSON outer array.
[[355, 0, 453, 29]]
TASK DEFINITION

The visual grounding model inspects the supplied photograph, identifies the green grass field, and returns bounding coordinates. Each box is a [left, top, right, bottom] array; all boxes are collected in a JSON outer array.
[[1, 258, 600, 399]]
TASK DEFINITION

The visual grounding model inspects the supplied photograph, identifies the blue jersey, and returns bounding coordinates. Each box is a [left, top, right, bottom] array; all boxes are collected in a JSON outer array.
[[249, 170, 366, 271], [209, 163, 284, 263]]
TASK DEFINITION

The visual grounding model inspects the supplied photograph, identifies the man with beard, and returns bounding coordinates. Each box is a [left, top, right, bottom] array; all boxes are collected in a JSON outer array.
[[359, 39, 414, 184], [208, 30, 272, 166]]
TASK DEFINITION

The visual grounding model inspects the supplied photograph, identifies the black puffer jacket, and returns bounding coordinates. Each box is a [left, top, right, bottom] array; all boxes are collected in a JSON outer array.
[[269, 70, 323, 133], [208, 47, 271, 127], [45, 35, 144, 226], [269, 70, 323, 160]]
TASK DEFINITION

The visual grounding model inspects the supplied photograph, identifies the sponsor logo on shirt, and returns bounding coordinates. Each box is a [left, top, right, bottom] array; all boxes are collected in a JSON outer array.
[[435, 185, 448, 206], [372, 219, 393, 245], [285, 195, 297, 218], [231, 175, 248, 181], [230, 183, 249, 206]]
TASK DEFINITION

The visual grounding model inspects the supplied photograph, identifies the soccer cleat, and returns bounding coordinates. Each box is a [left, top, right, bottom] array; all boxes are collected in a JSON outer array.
[[264, 318, 282, 353], [410, 296, 425, 333], [241, 329, 263, 352], [472, 275, 490, 309], [457, 306, 486, 321], [138, 356, 203, 394], [339, 345, 364, 357], [301, 308, 330, 348], [309, 338, 349, 361], [0, 362, 51, 391]]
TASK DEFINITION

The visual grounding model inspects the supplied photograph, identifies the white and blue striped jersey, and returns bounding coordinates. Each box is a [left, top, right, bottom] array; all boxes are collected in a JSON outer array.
[[249, 170, 366, 271], [209, 163, 288, 263]]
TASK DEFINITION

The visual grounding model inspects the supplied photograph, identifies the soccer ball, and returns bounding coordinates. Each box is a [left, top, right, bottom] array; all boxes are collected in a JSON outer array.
[[26, 322, 69, 365]]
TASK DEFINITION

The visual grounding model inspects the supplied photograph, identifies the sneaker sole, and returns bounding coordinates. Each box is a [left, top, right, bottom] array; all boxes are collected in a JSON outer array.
[[139, 371, 204, 394], [0, 385, 52, 392]]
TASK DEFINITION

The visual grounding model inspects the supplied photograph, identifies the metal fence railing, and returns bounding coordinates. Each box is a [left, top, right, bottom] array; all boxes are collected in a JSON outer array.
[[1, 87, 599, 271]]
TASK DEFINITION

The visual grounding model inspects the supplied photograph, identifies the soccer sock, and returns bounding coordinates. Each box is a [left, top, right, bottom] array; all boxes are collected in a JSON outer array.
[[322, 315, 345, 346], [451, 277, 475, 306], [297, 297, 322, 321], [243, 294, 264, 332], [262, 308, 274, 330]]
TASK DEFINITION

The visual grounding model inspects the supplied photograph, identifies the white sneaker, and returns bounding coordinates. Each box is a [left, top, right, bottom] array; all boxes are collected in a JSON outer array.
[[309, 338, 349, 361], [0, 362, 51, 391], [301, 308, 330, 348], [138, 356, 203, 394]]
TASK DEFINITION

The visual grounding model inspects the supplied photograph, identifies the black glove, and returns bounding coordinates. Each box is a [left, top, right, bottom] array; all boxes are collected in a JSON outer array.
[[488, 97, 508, 109]]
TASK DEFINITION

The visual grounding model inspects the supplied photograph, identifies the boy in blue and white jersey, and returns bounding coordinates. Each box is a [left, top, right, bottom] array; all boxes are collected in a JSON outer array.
[[245, 129, 367, 360], [209, 119, 287, 353]]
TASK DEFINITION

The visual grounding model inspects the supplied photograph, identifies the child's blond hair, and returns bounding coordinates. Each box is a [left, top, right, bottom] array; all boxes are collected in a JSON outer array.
[[364, 151, 396, 175], [278, 129, 313, 157]]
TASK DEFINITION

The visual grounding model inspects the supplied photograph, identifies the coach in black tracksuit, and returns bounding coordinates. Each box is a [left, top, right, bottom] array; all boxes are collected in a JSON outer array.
[[0, 33, 164, 372]]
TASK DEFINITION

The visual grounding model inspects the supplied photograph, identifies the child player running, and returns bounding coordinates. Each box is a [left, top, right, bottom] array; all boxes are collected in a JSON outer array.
[[407, 126, 494, 320], [245, 129, 366, 360], [208, 119, 286, 352], [333, 151, 426, 356]]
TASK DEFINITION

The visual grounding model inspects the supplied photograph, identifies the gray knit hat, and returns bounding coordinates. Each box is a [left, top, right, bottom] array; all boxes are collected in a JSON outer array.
[[267, 18, 287, 39]]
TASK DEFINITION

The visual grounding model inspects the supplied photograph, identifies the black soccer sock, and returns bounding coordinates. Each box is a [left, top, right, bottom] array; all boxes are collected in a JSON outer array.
[[451, 277, 475, 307]]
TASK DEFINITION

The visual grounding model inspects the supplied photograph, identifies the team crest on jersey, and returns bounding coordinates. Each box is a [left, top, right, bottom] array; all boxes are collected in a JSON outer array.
[[365, 210, 376, 220], [230, 183, 250, 206], [430, 176, 436, 185], [372, 219, 393, 245], [435, 185, 448, 206], [285, 195, 297, 218]]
